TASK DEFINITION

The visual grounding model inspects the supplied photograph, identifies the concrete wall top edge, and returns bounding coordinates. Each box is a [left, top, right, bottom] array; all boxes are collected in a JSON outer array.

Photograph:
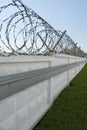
[[0, 54, 86, 63]]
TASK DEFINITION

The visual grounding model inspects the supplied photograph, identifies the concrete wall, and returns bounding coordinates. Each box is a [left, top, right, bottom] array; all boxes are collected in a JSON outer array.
[[0, 54, 86, 130]]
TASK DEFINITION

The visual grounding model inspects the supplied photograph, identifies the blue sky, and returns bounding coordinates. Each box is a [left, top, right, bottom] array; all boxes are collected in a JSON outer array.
[[0, 0, 87, 52]]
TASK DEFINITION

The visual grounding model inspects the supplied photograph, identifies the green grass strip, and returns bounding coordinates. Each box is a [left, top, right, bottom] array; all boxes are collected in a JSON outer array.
[[33, 64, 87, 130]]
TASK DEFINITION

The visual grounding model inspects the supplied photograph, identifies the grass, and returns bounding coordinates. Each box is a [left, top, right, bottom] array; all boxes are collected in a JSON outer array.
[[33, 64, 87, 130]]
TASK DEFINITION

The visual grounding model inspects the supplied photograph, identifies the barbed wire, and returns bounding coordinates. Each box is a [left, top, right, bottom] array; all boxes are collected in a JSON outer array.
[[0, 0, 86, 57]]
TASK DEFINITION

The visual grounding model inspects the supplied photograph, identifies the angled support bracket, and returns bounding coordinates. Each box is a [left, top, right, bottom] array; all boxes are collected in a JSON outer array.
[[37, 33, 51, 52], [52, 30, 66, 52]]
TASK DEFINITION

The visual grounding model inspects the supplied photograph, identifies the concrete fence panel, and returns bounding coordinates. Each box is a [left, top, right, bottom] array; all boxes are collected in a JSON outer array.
[[0, 54, 86, 130]]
